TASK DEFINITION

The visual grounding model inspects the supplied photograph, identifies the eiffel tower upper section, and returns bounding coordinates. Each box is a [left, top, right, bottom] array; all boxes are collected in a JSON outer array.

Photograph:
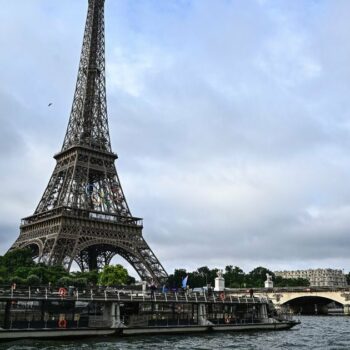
[[34, 0, 130, 218], [62, 0, 111, 154]]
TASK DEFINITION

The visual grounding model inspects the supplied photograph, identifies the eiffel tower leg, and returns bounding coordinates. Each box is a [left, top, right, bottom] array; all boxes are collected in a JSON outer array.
[[134, 237, 168, 284], [40, 238, 55, 264], [37, 225, 81, 270], [66, 235, 82, 271], [87, 246, 98, 271], [117, 248, 166, 285], [74, 251, 88, 272]]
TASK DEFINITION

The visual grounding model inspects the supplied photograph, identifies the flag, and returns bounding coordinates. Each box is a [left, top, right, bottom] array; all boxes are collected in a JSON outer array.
[[182, 275, 189, 289]]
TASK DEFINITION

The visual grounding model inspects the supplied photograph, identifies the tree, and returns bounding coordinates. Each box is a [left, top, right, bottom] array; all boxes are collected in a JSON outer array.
[[274, 276, 309, 287], [0, 266, 7, 282], [27, 275, 41, 286], [13, 267, 32, 280], [2, 249, 35, 274], [247, 267, 274, 288], [188, 270, 207, 288], [10, 276, 26, 285], [71, 270, 99, 285], [57, 277, 74, 287], [75, 278, 88, 288], [98, 265, 129, 286], [167, 267, 224, 289], [27, 265, 68, 284], [224, 265, 246, 288]]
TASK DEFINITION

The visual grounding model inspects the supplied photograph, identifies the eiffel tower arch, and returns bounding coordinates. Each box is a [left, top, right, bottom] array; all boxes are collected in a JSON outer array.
[[10, 0, 168, 285]]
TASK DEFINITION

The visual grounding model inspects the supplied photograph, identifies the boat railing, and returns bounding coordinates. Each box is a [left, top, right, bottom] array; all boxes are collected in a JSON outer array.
[[208, 317, 270, 325], [0, 286, 271, 305]]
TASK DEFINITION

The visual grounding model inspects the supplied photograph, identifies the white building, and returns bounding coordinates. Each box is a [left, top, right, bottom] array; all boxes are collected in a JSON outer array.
[[274, 269, 347, 287]]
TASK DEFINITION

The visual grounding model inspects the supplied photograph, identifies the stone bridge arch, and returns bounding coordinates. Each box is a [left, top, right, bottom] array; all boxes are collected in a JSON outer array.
[[275, 291, 349, 306], [265, 290, 350, 315]]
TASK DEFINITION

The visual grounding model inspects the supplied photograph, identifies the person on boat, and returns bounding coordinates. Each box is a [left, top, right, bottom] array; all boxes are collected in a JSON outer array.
[[249, 288, 254, 298], [150, 281, 156, 299]]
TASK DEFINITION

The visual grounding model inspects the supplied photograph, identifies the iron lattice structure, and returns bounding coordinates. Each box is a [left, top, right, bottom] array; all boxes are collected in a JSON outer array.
[[10, 0, 168, 285]]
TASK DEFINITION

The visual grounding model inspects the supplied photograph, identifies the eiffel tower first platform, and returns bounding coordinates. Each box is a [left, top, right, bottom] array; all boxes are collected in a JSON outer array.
[[10, 0, 168, 285]]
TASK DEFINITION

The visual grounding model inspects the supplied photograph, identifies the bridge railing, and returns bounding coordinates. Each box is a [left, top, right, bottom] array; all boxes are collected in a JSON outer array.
[[225, 286, 350, 294]]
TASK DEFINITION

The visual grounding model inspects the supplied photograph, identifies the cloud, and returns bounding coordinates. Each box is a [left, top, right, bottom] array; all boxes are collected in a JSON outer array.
[[1, 0, 350, 276]]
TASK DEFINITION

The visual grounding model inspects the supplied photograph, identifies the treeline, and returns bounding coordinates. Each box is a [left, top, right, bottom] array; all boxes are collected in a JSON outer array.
[[0, 249, 135, 287], [1, 249, 311, 289], [167, 266, 310, 289]]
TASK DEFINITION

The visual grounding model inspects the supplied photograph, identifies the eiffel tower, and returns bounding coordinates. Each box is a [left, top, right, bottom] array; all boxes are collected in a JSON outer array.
[[10, 0, 168, 285]]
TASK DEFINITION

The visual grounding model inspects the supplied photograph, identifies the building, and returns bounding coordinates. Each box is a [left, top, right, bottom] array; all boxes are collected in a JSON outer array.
[[274, 269, 347, 287]]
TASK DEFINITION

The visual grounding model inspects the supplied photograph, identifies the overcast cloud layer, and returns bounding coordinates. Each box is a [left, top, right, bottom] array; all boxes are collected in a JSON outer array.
[[1, 0, 350, 275]]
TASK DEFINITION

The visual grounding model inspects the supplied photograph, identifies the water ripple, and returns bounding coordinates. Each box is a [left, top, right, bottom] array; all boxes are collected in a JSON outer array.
[[2, 317, 350, 350]]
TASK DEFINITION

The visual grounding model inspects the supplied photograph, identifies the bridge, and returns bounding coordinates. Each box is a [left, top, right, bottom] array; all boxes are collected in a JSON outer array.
[[227, 287, 350, 315]]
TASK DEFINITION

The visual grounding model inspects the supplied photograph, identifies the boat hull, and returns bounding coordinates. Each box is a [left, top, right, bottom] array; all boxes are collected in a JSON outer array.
[[211, 321, 299, 332], [0, 328, 117, 340], [0, 321, 300, 341]]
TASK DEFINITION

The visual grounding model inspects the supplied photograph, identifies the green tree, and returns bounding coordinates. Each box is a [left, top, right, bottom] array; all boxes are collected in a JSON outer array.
[[13, 267, 32, 280], [27, 275, 41, 286], [167, 266, 222, 289], [0, 266, 7, 282], [28, 265, 68, 284], [274, 276, 309, 287], [98, 265, 128, 286], [197, 266, 210, 279], [247, 266, 274, 288], [224, 265, 246, 288], [75, 278, 88, 288], [71, 270, 99, 285], [2, 249, 35, 274], [10, 276, 26, 285], [197, 266, 219, 287], [188, 270, 206, 288], [57, 276, 74, 287]]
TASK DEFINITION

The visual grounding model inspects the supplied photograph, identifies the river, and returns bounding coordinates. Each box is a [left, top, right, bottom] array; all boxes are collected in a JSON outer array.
[[1, 316, 350, 350]]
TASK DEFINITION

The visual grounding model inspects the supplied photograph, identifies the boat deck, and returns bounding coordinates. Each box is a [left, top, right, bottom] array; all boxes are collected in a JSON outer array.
[[0, 287, 269, 305]]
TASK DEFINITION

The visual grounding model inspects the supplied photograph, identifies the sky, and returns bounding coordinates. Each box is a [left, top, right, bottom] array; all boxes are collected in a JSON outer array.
[[1, 0, 350, 276]]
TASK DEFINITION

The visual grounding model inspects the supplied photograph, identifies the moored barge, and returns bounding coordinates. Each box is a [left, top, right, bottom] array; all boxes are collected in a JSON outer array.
[[0, 287, 299, 340]]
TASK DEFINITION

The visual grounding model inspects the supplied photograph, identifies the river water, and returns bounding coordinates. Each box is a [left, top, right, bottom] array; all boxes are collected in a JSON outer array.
[[1, 316, 350, 350]]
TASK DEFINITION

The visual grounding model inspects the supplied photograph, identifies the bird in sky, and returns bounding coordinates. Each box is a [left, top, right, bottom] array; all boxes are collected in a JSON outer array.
[[48, 103, 53, 107]]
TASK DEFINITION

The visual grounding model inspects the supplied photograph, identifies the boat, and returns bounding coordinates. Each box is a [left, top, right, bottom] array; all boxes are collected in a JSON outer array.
[[0, 286, 300, 340]]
